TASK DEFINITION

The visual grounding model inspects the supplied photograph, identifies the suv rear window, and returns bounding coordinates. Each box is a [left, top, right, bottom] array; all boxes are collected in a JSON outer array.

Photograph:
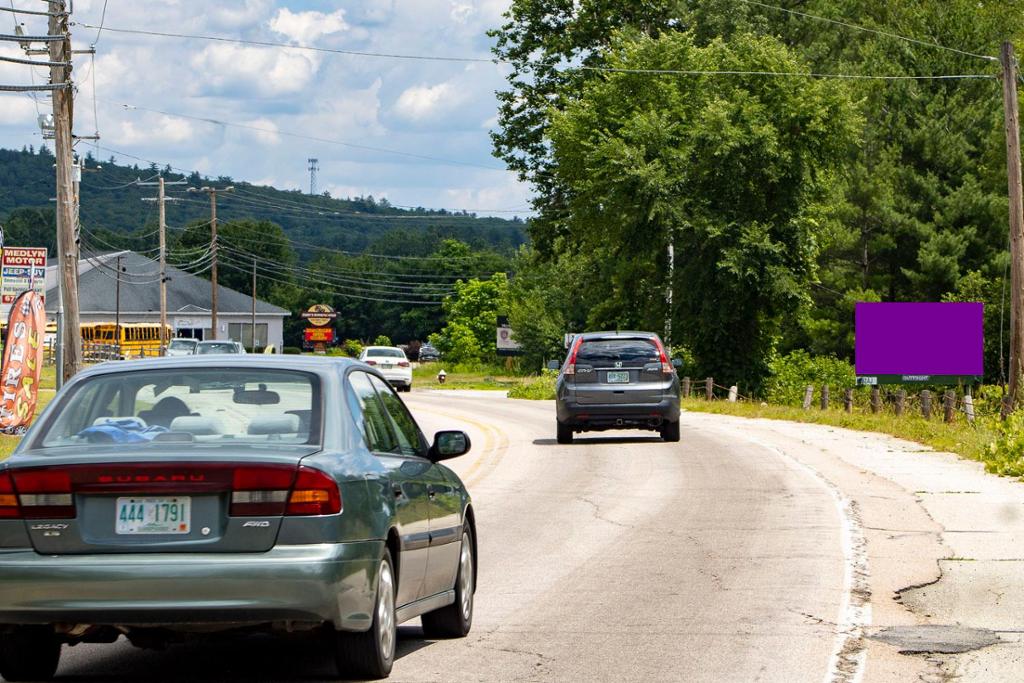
[[576, 339, 658, 364]]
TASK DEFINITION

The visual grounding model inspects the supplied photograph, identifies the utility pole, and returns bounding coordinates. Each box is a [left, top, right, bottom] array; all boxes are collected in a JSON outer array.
[[48, 0, 81, 383], [1002, 42, 1024, 410], [114, 254, 122, 358], [140, 177, 186, 354], [189, 186, 233, 340], [251, 257, 257, 351], [665, 232, 674, 348]]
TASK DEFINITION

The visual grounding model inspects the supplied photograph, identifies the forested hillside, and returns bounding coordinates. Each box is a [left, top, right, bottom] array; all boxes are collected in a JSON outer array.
[[0, 146, 528, 258]]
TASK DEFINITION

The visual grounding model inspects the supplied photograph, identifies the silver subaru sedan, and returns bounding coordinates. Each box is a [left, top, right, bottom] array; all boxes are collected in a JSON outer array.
[[0, 356, 477, 680]]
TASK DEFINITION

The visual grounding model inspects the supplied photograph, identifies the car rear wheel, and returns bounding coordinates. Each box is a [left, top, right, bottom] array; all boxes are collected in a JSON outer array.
[[421, 527, 475, 639], [334, 551, 397, 679], [660, 420, 680, 442], [0, 626, 61, 681], [556, 421, 573, 444]]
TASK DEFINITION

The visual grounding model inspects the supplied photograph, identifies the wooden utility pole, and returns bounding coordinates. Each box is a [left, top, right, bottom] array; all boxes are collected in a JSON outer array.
[[49, 0, 81, 383], [140, 177, 186, 353], [251, 257, 257, 351], [189, 186, 233, 340], [1003, 42, 1024, 409], [114, 254, 122, 357]]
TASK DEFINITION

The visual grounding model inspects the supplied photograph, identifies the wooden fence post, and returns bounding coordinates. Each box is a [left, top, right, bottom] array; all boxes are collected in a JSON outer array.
[[943, 390, 955, 423], [871, 385, 881, 414], [682, 377, 691, 399], [802, 385, 814, 410], [728, 386, 738, 402], [820, 385, 829, 410], [895, 389, 906, 416], [1001, 395, 1012, 421], [844, 389, 854, 413], [705, 377, 714, 401], [921, 390, 932, 419], [964, 394, 975, 423]]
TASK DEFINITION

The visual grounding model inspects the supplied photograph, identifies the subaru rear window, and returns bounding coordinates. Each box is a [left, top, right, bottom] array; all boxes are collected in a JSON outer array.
[[576, 339, 658, 363]]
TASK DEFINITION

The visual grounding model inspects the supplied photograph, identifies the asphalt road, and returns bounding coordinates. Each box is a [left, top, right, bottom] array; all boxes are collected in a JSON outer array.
[[44, 389, 882, 682]]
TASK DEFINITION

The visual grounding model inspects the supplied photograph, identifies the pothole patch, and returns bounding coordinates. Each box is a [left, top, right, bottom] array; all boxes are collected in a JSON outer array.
[[868, 625, 1001, 654]]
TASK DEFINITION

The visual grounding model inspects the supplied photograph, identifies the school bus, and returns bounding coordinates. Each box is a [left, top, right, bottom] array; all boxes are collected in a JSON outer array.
[[80, 323, 172, 358]]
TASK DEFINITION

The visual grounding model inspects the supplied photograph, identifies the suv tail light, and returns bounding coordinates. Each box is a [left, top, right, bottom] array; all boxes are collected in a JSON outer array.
[[654, 338, 673, 374], [286, 466, 342, 516], [564, 336, 584, 376]]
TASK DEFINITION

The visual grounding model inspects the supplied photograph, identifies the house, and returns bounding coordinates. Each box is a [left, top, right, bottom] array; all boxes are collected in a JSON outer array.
[[44, 251, 289, 350]]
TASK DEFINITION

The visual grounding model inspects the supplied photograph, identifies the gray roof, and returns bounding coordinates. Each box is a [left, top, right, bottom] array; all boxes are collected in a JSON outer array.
[[45, 251, 289, 316]]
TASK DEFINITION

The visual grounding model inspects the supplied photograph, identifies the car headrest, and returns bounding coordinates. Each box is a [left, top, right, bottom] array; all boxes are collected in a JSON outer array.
[[247, 415, 301, 436], [169, 415, 226, 436], [93, 416, 147, 429]]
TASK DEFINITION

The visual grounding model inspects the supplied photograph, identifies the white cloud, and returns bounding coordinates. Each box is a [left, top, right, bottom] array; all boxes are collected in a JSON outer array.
[[269, 8, 349, 45], [190, 44, 320, 97], [110, 115, 195, 147], [394, 82, 469, 122], [450, 2, 476, 24]]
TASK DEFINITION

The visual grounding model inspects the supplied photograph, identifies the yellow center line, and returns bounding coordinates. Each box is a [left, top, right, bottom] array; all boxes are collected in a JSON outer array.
[[411, 404, 508, 487]]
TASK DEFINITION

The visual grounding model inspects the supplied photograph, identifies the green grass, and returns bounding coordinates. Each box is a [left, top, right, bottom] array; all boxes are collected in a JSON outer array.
[[413, 361, 524, 391], [680, 397, 1000, 472]]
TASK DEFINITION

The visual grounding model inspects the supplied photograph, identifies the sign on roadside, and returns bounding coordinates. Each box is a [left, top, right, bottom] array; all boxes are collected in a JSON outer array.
[[496, 315, 521, 356], [0, 247, 47, 319]]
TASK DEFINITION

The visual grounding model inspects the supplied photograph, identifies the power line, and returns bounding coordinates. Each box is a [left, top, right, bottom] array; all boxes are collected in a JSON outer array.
[[735, 0, 998, 63], [74, 22, 996, 80], [91, 0, 109, 46], [101, 99, 508, 171]]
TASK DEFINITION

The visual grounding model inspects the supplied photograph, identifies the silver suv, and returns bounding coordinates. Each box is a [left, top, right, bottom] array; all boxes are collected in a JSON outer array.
[[551, 331, 681, 444]]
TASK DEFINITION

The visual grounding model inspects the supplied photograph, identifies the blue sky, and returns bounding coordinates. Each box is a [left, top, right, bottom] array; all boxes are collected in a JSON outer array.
[[0, 1, 533, 217]]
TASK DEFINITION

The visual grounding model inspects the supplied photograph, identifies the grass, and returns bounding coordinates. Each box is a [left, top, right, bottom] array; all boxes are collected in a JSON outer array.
[[413, 361, 525, 391], [680, 397, 999, 471], [0, 364, 58, 459]]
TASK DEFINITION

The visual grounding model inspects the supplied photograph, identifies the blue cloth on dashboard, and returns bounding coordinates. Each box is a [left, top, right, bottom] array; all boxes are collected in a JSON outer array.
[[77, 418, 169, 443]]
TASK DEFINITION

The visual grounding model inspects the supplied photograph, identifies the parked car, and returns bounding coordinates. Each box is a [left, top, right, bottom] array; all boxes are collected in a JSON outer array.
[[359, 346, 412, 392], [164, 338, 198, 357], [418, 343, 440, 362], [550, 331, 682, 444], [194, 340, 246, 355], [0, 356, 476, 680]]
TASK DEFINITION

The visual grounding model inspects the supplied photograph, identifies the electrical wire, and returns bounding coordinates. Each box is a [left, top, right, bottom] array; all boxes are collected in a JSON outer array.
[[75, 22, 996, 80], [91, 0, 109, 46], [103, 100, 508, 172], [735, 0, 998, 63]]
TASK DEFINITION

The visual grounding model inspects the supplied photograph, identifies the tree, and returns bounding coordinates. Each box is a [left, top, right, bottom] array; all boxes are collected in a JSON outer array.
[[546, 31, 857, 386], [0, 207, 57, 256], [429, 275, 510, 364]]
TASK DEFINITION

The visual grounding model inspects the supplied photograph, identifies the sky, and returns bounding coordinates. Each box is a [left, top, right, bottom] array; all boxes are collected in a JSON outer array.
[[0, 0, 534, 217]]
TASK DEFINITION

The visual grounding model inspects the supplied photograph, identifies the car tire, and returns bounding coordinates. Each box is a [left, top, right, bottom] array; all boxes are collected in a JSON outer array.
[[334, 551, 397, 680], [0, 626, 61, 682], [421, 527, 475, 639], [660, 420, 680, 443], [556, 421, 573, 444]]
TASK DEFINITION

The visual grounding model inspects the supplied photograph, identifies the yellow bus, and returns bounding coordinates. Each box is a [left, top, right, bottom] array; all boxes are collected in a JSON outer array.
[[80, 323, 172, 358]]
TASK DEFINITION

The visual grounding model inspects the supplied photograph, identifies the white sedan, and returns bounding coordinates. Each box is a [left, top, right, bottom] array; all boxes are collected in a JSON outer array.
[[359, 346, 413, 392]]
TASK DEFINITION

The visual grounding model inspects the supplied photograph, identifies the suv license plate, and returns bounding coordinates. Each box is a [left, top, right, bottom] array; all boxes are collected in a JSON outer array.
[[606, 371, 630, 384], [116, 497, 191, 535]]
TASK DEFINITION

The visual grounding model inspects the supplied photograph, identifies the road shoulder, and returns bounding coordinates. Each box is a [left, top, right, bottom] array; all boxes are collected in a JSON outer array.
[[682, 411, 1024, 682]]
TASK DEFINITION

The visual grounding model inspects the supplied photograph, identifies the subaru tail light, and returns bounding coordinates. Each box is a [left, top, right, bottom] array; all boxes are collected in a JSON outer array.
[[286, 466, 342, 516]]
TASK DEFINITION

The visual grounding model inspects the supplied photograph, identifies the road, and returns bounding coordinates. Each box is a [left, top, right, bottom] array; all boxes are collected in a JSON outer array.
[[46, 390, 1020, 681]]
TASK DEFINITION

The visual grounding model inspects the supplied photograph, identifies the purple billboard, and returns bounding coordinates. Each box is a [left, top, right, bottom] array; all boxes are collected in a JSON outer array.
[[855, 302, 983, 382]]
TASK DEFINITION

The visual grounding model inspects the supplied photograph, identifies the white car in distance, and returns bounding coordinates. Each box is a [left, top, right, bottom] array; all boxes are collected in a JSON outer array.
[[359, 346, 413, 392]]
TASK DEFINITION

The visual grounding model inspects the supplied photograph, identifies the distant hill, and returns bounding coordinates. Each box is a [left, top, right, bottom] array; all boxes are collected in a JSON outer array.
[[0, 146, 529, 257]]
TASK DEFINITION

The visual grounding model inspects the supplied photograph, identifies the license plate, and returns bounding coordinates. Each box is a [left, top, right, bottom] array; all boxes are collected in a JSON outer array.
[[606, 371, 630, 384], [116, 497, 191, 535], [382, 363, 394, 369]]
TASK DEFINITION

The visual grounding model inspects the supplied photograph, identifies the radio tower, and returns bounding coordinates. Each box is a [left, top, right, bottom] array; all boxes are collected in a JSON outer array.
[[308, 158, 319, 196]]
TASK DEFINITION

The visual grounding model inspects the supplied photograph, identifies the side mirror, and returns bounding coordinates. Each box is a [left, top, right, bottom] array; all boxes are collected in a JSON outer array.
[[430, 430, 472, 462], [672, 358, 683, 368], [546, 360, 561, 371]]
